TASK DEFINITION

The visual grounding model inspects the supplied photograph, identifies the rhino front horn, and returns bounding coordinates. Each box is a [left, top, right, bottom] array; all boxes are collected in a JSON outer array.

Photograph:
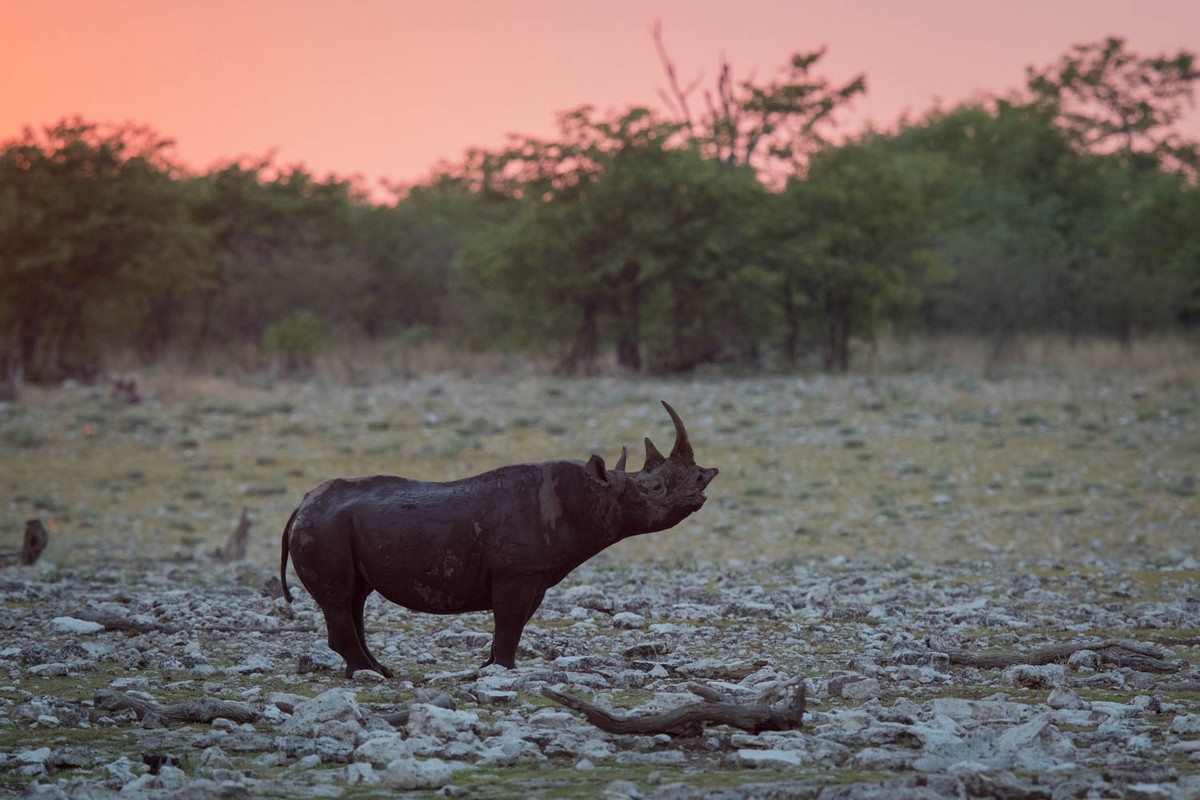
[[662, 401, 695, 465]]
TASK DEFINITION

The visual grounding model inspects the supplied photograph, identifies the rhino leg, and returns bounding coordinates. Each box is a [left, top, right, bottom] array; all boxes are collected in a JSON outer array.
[[312, 579, 392, 679], [484, 579, 547, 669], [320, 601, 380, 678], [350, 583, 394, 678]]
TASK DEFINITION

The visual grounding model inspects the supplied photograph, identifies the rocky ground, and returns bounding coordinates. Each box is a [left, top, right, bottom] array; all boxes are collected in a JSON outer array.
[[3, 551, 1199, 799], [2, 368, 1198, 796]]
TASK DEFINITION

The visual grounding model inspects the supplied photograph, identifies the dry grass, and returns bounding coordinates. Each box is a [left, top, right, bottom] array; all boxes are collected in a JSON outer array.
[[2, 339, 1197, 572], [874, 333, 1200, 385]]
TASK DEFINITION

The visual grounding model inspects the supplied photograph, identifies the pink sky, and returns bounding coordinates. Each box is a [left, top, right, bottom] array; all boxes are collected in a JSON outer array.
[[4, 0, 1199, 196]]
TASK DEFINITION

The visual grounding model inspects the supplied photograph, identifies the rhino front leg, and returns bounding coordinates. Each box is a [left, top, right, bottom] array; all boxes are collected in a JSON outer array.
[[484, 579, 547, 669]]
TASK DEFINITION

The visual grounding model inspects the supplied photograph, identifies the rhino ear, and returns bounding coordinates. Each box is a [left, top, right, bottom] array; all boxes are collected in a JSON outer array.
[[643, 437, 666, 471], [585, 454, 608, 485]]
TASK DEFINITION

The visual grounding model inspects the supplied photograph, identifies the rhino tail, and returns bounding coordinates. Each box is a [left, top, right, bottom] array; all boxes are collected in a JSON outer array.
[[280, 507, 299, 603]]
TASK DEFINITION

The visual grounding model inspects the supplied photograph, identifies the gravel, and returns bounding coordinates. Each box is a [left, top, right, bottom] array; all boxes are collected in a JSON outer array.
[[3, 552, 1199, 798]]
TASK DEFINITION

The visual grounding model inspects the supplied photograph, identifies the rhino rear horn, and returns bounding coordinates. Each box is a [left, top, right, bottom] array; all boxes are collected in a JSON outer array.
[[614, 446, 628, 472], [643, 437, 666, 471], [662, 401, 695, 465]]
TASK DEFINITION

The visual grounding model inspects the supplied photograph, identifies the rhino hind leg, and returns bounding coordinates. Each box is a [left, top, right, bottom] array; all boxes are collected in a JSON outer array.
[[351, 583, 394, 678], [318, 586, 392, 679]]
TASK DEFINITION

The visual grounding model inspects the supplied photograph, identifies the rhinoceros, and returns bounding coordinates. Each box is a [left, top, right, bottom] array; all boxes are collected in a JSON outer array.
[[280, 401, 718, 677]]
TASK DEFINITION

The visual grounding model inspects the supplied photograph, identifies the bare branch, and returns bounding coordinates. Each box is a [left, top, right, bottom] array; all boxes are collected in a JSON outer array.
[[652, 20, 696, 134]]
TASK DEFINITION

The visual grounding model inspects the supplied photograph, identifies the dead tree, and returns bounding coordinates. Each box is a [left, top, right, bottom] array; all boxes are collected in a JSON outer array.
[[543, 681, 805, 737]]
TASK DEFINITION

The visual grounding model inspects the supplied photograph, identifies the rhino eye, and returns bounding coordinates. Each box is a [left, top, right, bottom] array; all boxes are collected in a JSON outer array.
[[648, 480, 666, 497]]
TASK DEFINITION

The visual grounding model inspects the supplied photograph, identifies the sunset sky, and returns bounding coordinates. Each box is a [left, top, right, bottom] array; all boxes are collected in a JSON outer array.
[[4, 0, 1199, 197]]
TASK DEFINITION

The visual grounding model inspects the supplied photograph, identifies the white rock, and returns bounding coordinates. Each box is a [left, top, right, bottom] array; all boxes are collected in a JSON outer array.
[[406, 703, 481, 741], [280, 688, 365, 738], [1003, 663, 1065, 689], [1170, 714, 1200, 735], [355, 732, 416, 766], [561, 585, 614, 612], [840, 678, 881, 701], [928, 698, 1025, 723], [16, 747, 52, 765], [49, 616, 104, 634], [738, 748, 808, 767], [31, 662, 73, 679], [343, 762, 379, 785], [612, 611, 646, 629], [383, 756, 468, 790], [478, 736, 523, 767], [1047, 686, 1085, 710], [528, 708, 576, 728]]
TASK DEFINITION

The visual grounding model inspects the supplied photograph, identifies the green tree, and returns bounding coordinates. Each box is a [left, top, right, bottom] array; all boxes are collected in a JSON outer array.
[[456, 107, 766, 373], [654, 22, 866, 180], [356, 174, 515, 345], [0, 118, 208, 381], [192, 157, 366, 352], [768, 137, 942, 371], [1027, 36, 1200, 177]]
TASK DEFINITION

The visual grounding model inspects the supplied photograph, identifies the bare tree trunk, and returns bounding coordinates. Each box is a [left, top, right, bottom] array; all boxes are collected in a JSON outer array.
[[824, 294, 851, 372], [616, 281, 642, 371]]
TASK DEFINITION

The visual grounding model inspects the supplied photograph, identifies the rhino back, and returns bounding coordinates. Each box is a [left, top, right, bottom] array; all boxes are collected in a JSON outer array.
[[296, 462, 612, 613]]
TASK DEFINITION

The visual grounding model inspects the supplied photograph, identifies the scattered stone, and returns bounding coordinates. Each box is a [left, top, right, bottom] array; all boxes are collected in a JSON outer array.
[[297, 646, 344, 674], [1170, 714, 1200, 735], [48, 616, 104, 635], [840, 678, 882, 701], [1003, 663, 1066, 688], [383, 756, 468, 790], [612, 612, 647, 629], [5, 539, 1199, 799]]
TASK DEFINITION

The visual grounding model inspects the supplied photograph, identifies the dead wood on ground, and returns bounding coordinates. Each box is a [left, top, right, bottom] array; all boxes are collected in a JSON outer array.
[[542, 681, 805, 737], [94, 689, 258, 726], [927, 636, 1180, 673]]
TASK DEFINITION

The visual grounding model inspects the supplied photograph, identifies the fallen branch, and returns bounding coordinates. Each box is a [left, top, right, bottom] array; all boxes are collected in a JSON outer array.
[[0, 519, 48, 567], [75, 610, 183, 635], [94, 689, 257, 726], [542, 681, 805, 738], [927, 636, 1179, 674]]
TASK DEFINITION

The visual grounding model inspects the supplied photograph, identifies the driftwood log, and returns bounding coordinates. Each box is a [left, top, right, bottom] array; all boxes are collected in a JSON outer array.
[[0, 519, 49, 567], [928, 636, 1180, 674], [94, 689, 257, 726], [542, 681, 805, 738]]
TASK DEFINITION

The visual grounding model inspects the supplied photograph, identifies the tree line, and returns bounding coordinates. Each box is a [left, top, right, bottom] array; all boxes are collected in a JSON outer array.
[[2, 36, 1197, 382]]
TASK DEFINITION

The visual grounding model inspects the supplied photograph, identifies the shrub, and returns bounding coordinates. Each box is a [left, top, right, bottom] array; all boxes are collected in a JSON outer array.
[[262, 310, 326, 375]]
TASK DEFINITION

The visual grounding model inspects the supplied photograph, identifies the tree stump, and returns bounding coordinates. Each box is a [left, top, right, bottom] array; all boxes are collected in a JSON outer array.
[[0, 519, 49, 567], [215, 507, 250, 562]]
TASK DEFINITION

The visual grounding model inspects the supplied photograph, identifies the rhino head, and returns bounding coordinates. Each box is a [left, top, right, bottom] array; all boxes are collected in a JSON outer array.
[[585, 401, 719, 537]]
